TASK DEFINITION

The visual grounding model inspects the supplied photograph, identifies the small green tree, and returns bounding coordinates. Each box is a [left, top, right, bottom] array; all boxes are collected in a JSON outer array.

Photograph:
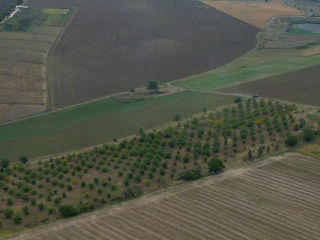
[[302, 128, 316, 142], [0, 159, 9, 168], [38, 203, 45, 211], [208, 157, 225, 173], [174, 114, 181, 121], [4, 208, 13, 219], [59, 205, 78, 218], [147, 81, 158, 90], [285, 135, 298, 147], [19, 155, 28, 164], [22, 206, 29, 215], [234, 97, 242, 103], [13, 214, 22, 224]]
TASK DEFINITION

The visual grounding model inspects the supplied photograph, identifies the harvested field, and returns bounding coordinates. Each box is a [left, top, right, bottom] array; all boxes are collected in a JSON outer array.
[[0, 31, 52, 122], [0, 91, 235, 160], [0, 8, 73, 122], [29, 0, 258, 108], [220, 64, 320, 106], [7, 152, 320, 240], [201, 0, 302, 29]]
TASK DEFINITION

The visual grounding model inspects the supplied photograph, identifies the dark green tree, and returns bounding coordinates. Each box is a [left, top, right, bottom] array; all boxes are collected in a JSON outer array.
[[208, 157, 225, 173], [302, 128, 316, 142], [147, 81, 158, 90], [285, 135, 298, 147], [0, 159, 9, 168], [13, 214, 22, 224], [20, 155, 28, 164]]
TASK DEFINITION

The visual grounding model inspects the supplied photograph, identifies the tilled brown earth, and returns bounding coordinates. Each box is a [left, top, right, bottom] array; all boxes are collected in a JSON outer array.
[[30, 0, 258, 108], [220, 64, 320, 106], [8, 152, 320, 240]]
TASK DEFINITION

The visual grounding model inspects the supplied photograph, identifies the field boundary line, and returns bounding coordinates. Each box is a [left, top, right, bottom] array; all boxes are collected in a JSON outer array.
[[46, 8, 78, 111]]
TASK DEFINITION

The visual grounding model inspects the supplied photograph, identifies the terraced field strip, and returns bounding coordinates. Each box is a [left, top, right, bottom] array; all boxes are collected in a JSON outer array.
[[9, 152, 320, 240], [0, 8, 74, 122], [0, 30, 53, 122]]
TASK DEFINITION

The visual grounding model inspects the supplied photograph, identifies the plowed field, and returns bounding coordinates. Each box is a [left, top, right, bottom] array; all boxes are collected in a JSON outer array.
[[8, 152, 320, 240]]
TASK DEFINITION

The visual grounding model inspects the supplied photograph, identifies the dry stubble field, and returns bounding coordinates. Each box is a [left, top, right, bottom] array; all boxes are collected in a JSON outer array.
[[8, 152, 320, 240], [0, 9, 73, 122], [201, 0, 302, 29]]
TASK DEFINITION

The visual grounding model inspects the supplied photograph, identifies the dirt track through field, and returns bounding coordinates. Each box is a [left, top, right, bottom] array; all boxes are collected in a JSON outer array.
[[8, 152, 320, 240]]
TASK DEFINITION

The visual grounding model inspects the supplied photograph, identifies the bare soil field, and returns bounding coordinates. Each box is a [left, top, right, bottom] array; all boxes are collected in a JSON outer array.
[[7, 152, 320, 240], [201, 0, 302, 29], [29, 0, 258, 108], [220, 64, 320, 106]]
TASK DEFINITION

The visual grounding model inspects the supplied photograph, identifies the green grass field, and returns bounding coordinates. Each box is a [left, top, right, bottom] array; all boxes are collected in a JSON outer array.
[[0, 91, 235, 160], [172, 48, 320, 91]]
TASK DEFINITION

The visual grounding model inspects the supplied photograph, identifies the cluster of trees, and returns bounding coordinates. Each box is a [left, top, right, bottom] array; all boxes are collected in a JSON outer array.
[[285, 127, 317, 147], [0, 0, 23, 22]]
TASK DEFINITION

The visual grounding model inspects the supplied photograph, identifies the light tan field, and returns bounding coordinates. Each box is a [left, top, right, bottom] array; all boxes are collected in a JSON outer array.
[[202, 0, 303, 29], [0, 9, 72, 122], [8, 152, 320, 240], [0, 29, 56, 122]]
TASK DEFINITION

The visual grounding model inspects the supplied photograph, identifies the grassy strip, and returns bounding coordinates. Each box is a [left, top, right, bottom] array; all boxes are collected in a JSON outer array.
[[298, 142, 320, 159], [172, 48, 320, 91], [0, 91, 235, 160]]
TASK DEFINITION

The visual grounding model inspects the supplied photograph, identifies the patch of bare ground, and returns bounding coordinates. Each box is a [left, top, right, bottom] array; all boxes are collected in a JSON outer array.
[[8, 152, 320, 240]]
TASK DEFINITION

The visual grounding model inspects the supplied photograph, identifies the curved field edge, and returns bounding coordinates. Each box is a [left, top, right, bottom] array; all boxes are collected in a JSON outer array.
[[0, 91, 235, 160], [220, 63, 320, 106], [172, 47, 320, 92], [31, 0, 258, 108], [5, 152, 320, 240]]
